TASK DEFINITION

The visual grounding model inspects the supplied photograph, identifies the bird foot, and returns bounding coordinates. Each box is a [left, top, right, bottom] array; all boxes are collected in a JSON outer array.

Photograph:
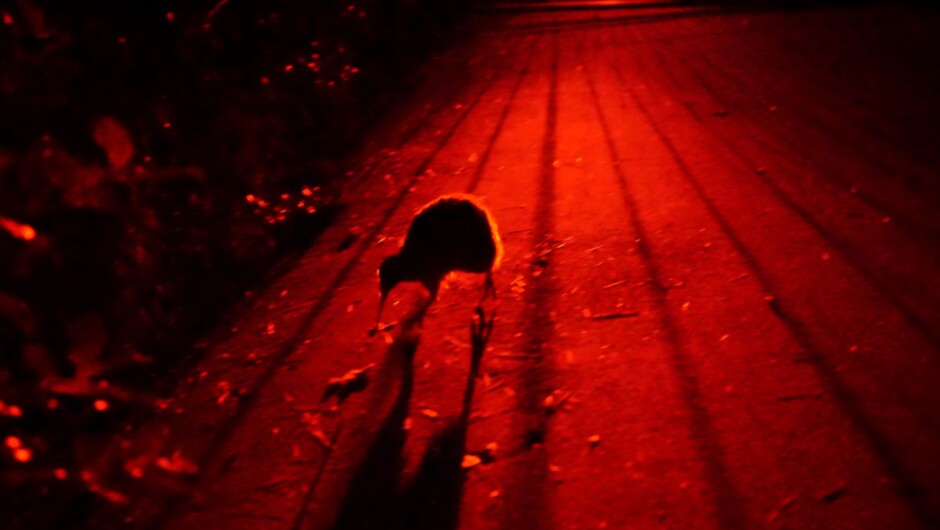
[[470, 305, 496, 359], [368, 322, 396, 336]]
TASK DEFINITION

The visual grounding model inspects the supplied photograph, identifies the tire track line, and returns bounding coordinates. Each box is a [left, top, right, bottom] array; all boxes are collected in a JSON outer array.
[[498, 29, 560, 530], [644, 42, 940, 357], [609, 24, 937, 529], [672, 14, 938, 171], [465, 34, 543, 194], [670, 38, 940, 243], [580, 28, 749, 530]]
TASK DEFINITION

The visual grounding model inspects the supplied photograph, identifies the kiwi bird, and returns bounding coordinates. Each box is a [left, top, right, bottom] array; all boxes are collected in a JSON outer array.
[[374, 195, 501, 331]]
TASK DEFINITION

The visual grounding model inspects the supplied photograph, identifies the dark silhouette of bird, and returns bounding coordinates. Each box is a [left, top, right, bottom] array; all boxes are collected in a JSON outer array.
[[373, 195, 501, 333]]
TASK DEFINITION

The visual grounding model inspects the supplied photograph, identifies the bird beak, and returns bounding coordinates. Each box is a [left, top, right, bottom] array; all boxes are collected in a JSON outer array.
[[370, 290, 389, 336]]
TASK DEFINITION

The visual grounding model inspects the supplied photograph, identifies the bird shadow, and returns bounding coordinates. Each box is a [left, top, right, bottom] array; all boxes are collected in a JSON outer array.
[[331, 305, 495, 530], [398, 306, 494, 530]]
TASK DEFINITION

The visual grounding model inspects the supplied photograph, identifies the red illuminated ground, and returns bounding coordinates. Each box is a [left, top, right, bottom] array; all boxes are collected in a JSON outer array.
[[101, 4, 940, 529]]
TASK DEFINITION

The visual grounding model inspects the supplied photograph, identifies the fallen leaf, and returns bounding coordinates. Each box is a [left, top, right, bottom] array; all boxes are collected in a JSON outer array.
[[13, 447, 32, 463], [124, 455, 150, 479], [818, 484, 846, 503], [764, 295, 780, 313], [301, 412, 332, 449], [322, 363, 375, 402], [89, 483, 128, 504], [543, 389, 572, 415], [0, 216, 37, 242], [766, 494, 798, 521], [590, 312, 639, 321], [92, 116, 134, 169], [461, 454, 482, 469], [216, 381, 232, 405], [464, 443, 498, 466], [156, 451, 199, 475]]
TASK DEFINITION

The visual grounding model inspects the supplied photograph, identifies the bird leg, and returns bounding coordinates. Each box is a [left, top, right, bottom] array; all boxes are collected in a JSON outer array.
[[369, 291, 390, 337], [477, 270, 497, 308], [416, 279, 441, 324], [470, 305, 496, 363]]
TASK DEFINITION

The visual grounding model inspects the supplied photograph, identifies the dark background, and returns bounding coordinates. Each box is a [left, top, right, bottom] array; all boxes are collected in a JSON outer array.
[[0, 1, 468, 526], [1, 0, 936, 528]]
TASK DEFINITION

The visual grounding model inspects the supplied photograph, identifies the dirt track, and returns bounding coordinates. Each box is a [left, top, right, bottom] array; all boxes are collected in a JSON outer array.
[[107, 4, 940, 529]]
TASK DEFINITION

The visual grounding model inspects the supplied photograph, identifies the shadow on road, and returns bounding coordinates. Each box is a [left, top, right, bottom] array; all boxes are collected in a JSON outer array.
[[495, 1, 851, 35], [331, 305, 495, 530]]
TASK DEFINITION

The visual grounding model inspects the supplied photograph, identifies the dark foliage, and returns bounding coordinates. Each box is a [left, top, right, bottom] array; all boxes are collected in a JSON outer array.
[[0, 1, 468, 527]]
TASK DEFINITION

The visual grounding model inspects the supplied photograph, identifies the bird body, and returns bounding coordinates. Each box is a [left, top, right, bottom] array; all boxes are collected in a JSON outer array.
[[375, 195, 500, 330], [400, 196, 499, 280]]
